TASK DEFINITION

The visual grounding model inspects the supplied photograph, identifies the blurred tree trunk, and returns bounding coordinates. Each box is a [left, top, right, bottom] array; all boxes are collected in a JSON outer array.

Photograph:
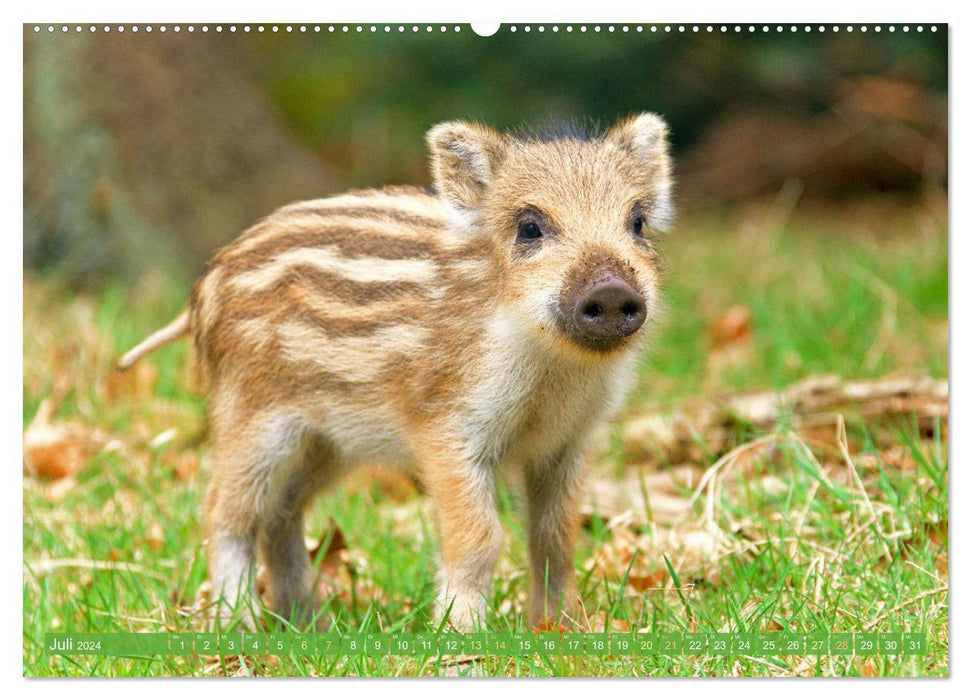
[[24, 28, 336, 287]]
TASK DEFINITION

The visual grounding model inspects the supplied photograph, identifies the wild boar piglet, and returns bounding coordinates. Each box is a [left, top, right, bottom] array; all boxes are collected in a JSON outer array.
[[119, 113, 674, 630]]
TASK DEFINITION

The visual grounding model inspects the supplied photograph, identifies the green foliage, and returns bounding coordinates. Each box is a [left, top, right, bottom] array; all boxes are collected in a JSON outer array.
[[249, 27, 947, 187]]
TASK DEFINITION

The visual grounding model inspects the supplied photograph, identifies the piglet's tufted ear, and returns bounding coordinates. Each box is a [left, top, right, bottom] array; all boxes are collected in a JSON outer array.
[[426, 121, 508, 214], [606, 113, 674, 230]]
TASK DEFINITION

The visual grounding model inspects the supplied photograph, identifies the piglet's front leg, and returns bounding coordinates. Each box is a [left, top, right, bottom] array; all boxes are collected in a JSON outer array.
[[420, 442, 503, 632], [525, 445, 585, 629]]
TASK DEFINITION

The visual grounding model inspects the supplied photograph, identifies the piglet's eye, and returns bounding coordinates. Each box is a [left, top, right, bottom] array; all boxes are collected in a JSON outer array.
[[632, 216, 646, 237], [518, 220, 543, 241]]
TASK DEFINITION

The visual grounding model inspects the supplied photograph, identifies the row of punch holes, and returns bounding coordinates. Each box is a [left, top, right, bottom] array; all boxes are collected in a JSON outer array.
[[33, 24, 939, 35]]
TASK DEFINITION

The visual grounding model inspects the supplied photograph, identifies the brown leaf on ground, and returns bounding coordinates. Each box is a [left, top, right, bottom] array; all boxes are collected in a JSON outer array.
[[707, 305, 754, 371], [161, 450, 199, 481], [308, 522, 348, 573], [23, 399, 106, 480], [100, 360, 159, 402], [582, 525, 721, 595], [589, 611, 631, 633], [342, 465, 422, 503], [710, 305, 753, 347], [627, 569, 668, 592], [309, 521, 354, 600], [582, 465, 703, 527], [531, 620, 570, 633]]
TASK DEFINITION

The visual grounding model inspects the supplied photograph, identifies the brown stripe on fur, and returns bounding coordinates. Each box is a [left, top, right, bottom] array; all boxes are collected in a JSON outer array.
[[214, 353, 372, 417], [214, 226, 439, 275], [199, 282, 426, 377], [286, 205, 446, 231], [227, 263, 432, 306]]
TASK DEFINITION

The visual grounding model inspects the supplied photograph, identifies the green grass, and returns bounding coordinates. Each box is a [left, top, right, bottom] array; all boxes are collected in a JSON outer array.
[[23, 202, 948, 676]]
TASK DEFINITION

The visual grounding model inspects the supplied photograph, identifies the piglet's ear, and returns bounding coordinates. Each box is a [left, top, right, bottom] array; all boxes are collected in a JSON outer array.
[[426, 121, 508, 214], [606, 113, 674, 230]]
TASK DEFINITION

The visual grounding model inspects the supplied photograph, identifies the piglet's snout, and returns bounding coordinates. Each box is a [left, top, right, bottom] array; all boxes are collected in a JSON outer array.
[[575, 274, 647, 341]]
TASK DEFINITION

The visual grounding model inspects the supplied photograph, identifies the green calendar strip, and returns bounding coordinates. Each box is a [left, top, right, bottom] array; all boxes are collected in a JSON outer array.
[[43, 631, 928, 658]]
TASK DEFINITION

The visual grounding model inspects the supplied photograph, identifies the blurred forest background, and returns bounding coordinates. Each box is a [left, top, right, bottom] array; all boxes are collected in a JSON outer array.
[[24, 25, 946, 287]]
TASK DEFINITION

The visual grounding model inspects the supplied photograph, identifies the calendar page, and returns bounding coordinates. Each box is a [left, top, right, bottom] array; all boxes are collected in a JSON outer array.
[[22, 16, 948, 679]]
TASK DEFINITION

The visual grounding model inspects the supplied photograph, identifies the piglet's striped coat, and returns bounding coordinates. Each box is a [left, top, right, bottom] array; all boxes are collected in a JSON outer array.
[[119, 114, 674, 630]]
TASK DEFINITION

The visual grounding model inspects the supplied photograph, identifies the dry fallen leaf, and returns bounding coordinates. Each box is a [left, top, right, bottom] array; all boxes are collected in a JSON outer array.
[[582, 525, 721, 595], [707, 305, 755, 372], [710, 305, 753, 347], [23, 399, 105, 480], [342, 465, 421, 503], [162, 450, 199, 481], [590, 611, 631, 633], [100, 360, 159, 402]]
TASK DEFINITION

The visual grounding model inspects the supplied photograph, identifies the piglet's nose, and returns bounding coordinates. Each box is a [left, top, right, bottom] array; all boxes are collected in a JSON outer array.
[[575, 276, 647, 341]]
